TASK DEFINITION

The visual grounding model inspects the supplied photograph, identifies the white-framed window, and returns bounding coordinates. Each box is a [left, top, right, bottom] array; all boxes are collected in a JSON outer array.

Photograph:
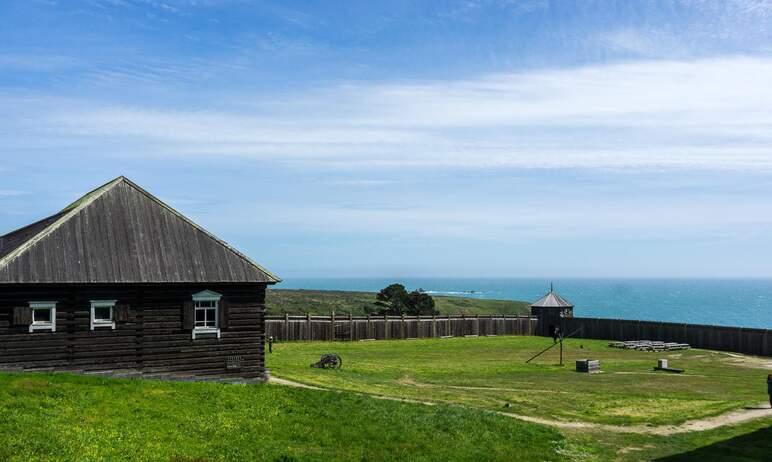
[[192, 290, 221, 339], [29, 301, 56, 333], [90, 300, 117, 330]]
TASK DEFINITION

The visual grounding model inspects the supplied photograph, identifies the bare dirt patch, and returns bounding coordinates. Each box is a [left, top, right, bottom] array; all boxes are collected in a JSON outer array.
[[721, 352, 772, 370]]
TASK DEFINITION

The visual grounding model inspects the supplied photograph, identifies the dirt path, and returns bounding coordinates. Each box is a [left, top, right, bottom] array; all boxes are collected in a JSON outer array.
[[499, 405, 772, 435], [720, 352, 772, 370], [269, 376, 772, 435], [268, 376, 324, 390]]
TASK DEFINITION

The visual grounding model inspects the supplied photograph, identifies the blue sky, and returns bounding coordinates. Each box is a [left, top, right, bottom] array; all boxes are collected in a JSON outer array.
[[2, 0, 772, 279]]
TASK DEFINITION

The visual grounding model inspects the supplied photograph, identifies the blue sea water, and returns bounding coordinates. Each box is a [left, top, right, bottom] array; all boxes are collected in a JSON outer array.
[[275, 278, 772, 329]]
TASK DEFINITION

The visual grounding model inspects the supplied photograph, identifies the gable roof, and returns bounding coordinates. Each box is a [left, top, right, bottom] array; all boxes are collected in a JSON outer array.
[[0, 176, 280, 284], [531, 288, 573, 308]]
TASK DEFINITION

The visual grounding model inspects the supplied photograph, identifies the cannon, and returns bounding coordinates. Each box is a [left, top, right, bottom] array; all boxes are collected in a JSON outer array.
[[311, 353, 342, 369]]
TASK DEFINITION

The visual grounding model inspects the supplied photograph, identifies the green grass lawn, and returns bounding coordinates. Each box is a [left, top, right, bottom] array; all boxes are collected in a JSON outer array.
[[268, 336, 770, 426], [3, 337, 770, 462], [265, 289, 531, 316], [268, 336, 772, 461], [0, 372, 565, 462]]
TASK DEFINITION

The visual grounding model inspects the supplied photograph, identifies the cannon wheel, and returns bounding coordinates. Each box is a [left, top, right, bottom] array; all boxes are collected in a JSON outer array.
[[332, 354, 342, 369]]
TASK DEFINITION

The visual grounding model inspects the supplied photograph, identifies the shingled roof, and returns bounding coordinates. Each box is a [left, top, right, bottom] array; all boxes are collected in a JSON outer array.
[[0, 176, 280, 284], [531, 286, 573, 308]]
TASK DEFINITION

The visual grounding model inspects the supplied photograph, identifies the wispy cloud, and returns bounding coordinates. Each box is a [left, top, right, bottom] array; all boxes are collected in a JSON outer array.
[[211, 193, 772, 242], [0, 190, 28, 198], [4, 55, 769, 171], [0, 54, 83, 72], [325, 179, 395, 187]]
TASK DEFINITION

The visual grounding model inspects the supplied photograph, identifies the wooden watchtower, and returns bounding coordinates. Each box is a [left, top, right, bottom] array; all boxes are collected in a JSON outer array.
[[530, 284, 574, 337]]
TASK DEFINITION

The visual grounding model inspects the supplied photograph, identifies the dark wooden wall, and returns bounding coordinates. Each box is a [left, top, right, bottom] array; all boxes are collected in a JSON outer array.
[[266, 314, 538, 341], [562, 317, 771, 357], [0, 283, 267, 380]]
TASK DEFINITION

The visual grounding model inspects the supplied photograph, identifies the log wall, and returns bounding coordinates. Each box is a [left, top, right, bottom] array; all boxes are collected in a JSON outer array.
[[563, 317, 772, 356], [266, 314, 537, 341], [0, 283, 268, 379]]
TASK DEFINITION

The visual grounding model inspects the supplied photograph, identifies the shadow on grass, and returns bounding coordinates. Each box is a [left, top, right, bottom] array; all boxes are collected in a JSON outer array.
[[655, 425, 772, 462]]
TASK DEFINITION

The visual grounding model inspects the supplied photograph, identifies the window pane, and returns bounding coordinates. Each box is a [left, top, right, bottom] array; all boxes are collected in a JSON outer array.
[[194, 305, 217, 329], [33, 308, 51, 323], [94, 306, 111, 321]]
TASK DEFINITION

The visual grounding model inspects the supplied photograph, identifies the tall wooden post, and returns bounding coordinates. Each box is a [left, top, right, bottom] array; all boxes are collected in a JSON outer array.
[[560, 336, 564, 366], [432, 315, 437, 338], [401, 314, 406, 339]]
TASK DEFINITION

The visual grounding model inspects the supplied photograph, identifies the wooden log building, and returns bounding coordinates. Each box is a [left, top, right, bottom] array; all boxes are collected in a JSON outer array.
[[0, 176, 279, 381]]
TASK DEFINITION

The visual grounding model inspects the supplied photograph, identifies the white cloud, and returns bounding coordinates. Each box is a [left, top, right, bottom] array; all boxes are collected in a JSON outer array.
[[325, 179, 394, 187], [209, 193, 772, 242], [0, 190, 27, 198], [5, 55, 772, 170], [0, 54, 83, 72]]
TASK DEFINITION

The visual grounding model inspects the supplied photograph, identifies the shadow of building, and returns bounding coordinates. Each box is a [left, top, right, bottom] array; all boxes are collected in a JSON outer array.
[[654, 425, 772, 461]]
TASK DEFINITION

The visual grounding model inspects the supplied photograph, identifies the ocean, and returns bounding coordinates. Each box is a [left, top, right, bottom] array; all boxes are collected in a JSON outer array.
[[275, 278, 772, 329]]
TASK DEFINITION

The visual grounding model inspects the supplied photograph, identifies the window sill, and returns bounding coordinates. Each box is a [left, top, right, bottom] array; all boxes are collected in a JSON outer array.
[[91, 322, 116, 331], [29, 324, 55, 333], [192, 328, 220, 340]]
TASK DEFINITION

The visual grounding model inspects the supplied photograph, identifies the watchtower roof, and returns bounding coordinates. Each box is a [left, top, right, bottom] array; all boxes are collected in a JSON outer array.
[[530, 286, 573, 308]]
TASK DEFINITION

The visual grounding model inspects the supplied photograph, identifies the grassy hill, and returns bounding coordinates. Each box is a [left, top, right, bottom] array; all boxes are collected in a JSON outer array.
[[266, 289, 531, 316]]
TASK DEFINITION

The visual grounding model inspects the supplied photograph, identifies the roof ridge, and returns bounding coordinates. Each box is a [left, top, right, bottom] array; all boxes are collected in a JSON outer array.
[[0, 177, 123, 270]]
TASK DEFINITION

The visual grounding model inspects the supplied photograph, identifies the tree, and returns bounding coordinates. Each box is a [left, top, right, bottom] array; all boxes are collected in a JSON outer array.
[[375, 283, 409, 315], [375, 283, 438, 316], [407, 290, 436, 315]]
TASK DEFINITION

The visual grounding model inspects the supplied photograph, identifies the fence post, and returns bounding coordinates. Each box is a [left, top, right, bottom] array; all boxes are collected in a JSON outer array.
[[350, 312, 354, 342], [331, 311, 336, 341], [306, 313, 311, 341], [384, 314, 390, 340], [432, 315, 437, 338], [401, 314, 406, 339], [284, 312, 289, 341], [367, 314, 371, 340]]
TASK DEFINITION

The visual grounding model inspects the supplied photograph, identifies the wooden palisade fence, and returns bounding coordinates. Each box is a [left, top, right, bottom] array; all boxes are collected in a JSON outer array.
[[266, 312, 771, 357], [565, 317, 772, 357], [266, 314, 537, 342]]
